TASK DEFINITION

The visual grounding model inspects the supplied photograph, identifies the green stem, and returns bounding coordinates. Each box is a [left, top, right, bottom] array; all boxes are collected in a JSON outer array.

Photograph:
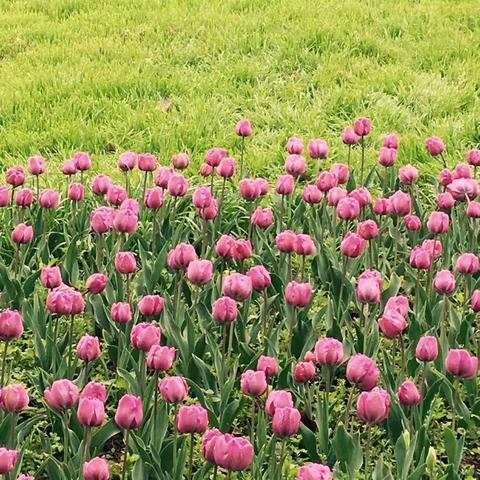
[[63, 410, 70, 463], [0, 340, 9, 388], [364, 424, 372, 479], [9, 412, 17, 448], [188, 432, 195, 480], [121, 429, 130, 480], [360, 135, 365, 185], [67, 314, 75, 376]]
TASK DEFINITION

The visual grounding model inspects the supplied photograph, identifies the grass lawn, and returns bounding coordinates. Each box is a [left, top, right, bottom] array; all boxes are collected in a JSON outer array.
[[0, 0, 479, 174]]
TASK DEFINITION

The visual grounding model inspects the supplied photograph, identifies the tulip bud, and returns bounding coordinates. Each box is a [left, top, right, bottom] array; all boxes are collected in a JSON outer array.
[[0, 448, 17, 475], [114, 252, 136, 274], [314, 337, 344, 366], [147, 345, 176, 372], [0, 384, 29, 412], [115, 394, 143, 429], [187, 259, 213, 285], [236, 119, 252, 137], [83, 457, 110, 480], [357, 387, 390, 423], [222, 273, 252, 301], [159, 376, 188, 403], [415, 336, 438, 362], [44, 379, 79, 410], [265, 390, 293, 416], [346, 354, 379, 391], [284, 281, 312, 307], [138, 295, 164, 316], [272, 407, 301, 436], [86, 273, 107, 294], [240, 370, 267, 396], [176, 404, 209, 433], [397, 380, 422, 406], [293, 362, 316, 383], [76, 335, 101, 362], [111, 302, 132, 323], [257, 355, 279, 377], [130, 322, 161, 352], [0, 309, 24, 341], [172, 153, 190, 170]]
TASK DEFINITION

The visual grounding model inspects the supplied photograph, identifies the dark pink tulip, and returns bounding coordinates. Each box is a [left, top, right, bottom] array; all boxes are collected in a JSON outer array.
[[389, 190, 411, 216], [330, 163, 349, 184], [272, 407, 301, 436], [445, 349, 478, 379], [349, 187, 371, 208], [384, 295, 409, 317], [293, 362, 316, 383], [199, 163, 214, 177], [466, 200, 480, 218], [81, 382, 107, 402], [27, 155, 46, 175], [327, 186, 347, 206], [40, 266, 62, 289], [303, 185, 323, 204], [336, 197, 360, 220], [382, 133, 399, 149], [307, 139, 328, 159], [286, 136, 304, 154], [472, 290, 480, 312], [73, 152, 91, 171], [357, 387, 390, 423], [276, 230, 297, 253], [167, 243, 197, 270], [378, 147, 397, 167], [68, 183, 84, 201], [111, 302, 132, 323], [373, 197, 390, 215], [115, 252, 136, 274], [467, 149, 480, 167], [86, 273, 107, 294], [91, 175, 112, 196], [232, 239, 252, 261], [192, 186, 213, 209], [0, 186, 9, 207], [44, 379, 79, 410], [415, 336, 438, 362], [118, 151, 137, 171], [167, 173, 188, 196], [199, 199, 218, 220], [115, 394, 143, 429], [340, 232, 366, 258], [62, 159, 77, 175], [296, 463, 332, 480], [236, 118, 252, 137], [378, 310, 407, 338], [276, 174, 295, 195], [240, 370, 267, 396], [147, 345, 176, 371], [223, 273, 252, 301], [187, 259, 213, 285], [90, 207, 115, 233], [251, 208, 273, 228], [213, 434, 253, 471], [144, 187, 164, 209], [46, 285, 85, 315], [83, 457, 110, 480], [427, 211, 449, 234], [436, 192, 455, 210], [355, 278, 380, 304], [217, 157, 236, 178], [247, 265, 271, 291], [159, 376, 188, 403], [138, 295, 164, 316], [447, 178, 479, 201], [346, 354, 379, 391], [285, 281, 312, 307], [409, 247, 432, 269], [314, 337, 344, 365], [201, 428, 222, 463], [265, 390, 293, 416], [130, 322, 161, 352], [294, 234, 316, 256], [356, 220, 379, 240], [0, 449, 17, 474], [285, 155, 306, 177], [439, 169, 453, 186], [239, 178, 261, 200], [113, 208, 138, 233], [155, 166, 174, 188], [433, 270, 455, 295], [39, 189, 60, 208], [15, 188, 34, 207], [0, 384, 29, 412], [455, 253, 479, 274], [215, 235, 235, 258], [316, 171, 338, 192], [453, 162, 472, 180], [5, 166, 25, 187], [425, 136, 445, 156], [205, 147, 228, 167], [76, 335, 101, 362], [11, 223, 33, 244], [398, 164, 419, 185], [257, 355, 279, 377], [422, 239, 442, 260], [341, 126, 359, 145], [176, 404, 208, 433], [171, 152, 190, 170], [353, 117, 371, 137], [404, 214, 421, 231], [137, 153, 157, 172]]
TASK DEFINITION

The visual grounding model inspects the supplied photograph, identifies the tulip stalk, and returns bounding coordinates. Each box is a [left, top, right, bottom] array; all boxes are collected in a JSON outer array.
[[96, 234, 104, 272], [364, 424, 373, 478], [67, 314, 75, 376], [188, 432, 195, 480], [360, 135, 366, 185], [239, 136, 246, 179], [9, 412, 17, 448], [63, 410, 70, 463], [80, 425, 92, 478], [121, 428, 130, 480], [343, 385, 355, 431], [172, 405, 178, 469], [0, 340, 9, 388]]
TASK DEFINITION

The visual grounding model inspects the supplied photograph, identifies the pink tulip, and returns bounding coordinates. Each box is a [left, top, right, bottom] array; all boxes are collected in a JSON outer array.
[[187, 259, 213, 285], [307, 139, 328, 159], [356, 220, 379, 240], [6, 167, 25, 187], [40, 266, 62, 289], [198, 201, 218, 221], [422, 239, 442, 260], [240, 370, 267, 396], [155, 167, 174, 188], [285, 281, 312, 307], [0, 309, 23, 341], [398, 164, 419, 185], [83, 457, 110, 480], [433, 270, 455, 295], [276, 174, 295, 194], [138, 295, 164, 316], [137, 153, 157, 172], [336, 197, 360, 220], [76, 335, 101, 361], [296, 463, 332, 480], [330, 163, 349, 184], [172, 153, 190, 170], [285, 155, 306, 177], [118, 151, 137, 171], [293, 362, 316, 383], [316, 171, 338, 192], [445, 349, 478, 379], [212, 297, 238, 323], [415, 336, 438, 362], [247, 265, 271, 291], [192, 186, 213, 209], [272, 407, 301, 436], [456, 253, 479, 274], [286, 137, 304, 154], [439, 169, 453, 186], [453, 163, 472, 180], [409, 247, 432, 270], [200, 164, 213, 178], [176, 404, 208, 433], [303, 185, 323, 204], [205, 147, 228, 167], [341, 127, 359, 145], [213, 434, 253, 471], [239, 178, 261, 200], [113, 208, 138, 233], [378, 310, 407, 338], [447, 178, 479, 201], [0, 448, 17, 474], [467, 200, 480, 218], [11, 223, 33, 244], [382, 133, 399, 149], [130, 322, 161, 352], [44, 379, 79, 410], [91, 175, 112, 196], [15, 188, 34, 207], [46, 285, 85, 315], [81, 382, 107, 402], [340, 232, 366, 258], [314, 337, 343, 365], [115, 394, 143, 429], [257, 355, 279, 377], [62, 159, 77, 175], [27, 155, 46, 175], [425, 136, 445, 156], [0, 186, 9, 207], [265, 390, 293, 416], [68, 183, 84, 201], [232, 240, 252, 261], [276, 230, 297, 253], [251, 208, 273, 228], [327, 187, 347, 206], [353, 117, 371, 137], [397, 380, 422, 406], [373, 197, 390, 215], [86, 273, 107, 294], [144, 187, 164, 209], [404, 214, 421, 231], [389, 190, 411, 216], [0, 384, 29, 412], [436, 192, 455, 210], [39, 189, 60, 208], [201, 428, 222, 463], [236, 119, 252, 137], [471, 290, 480, 312], [294, 234, 316, 256], [111, 303, 132, 323], [147, 345, 176, 371], [355, 278, 381, 304], [222, 273, 252, 301], [115, 252, 136, 274], [159, 376, 188, 403], [378, 147, 397, 167], [346, 354, 379, 391], [167, 173, 188, 197], [467, 149, 480, 167], [167, 243, 197, 270], [427, 211, 449, 234], [73, 152, 91, 171], [384, 295, 409, 317], [357, 387, 390, 423], [217, 157, 236, 178], [90, 207, 115, 233]]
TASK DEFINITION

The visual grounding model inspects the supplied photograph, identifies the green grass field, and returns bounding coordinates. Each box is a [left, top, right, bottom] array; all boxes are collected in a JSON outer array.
[[1, 0, 480, 174]]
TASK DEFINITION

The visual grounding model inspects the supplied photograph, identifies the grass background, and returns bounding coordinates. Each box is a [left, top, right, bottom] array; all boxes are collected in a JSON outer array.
[[0, 0, 480, 174]]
